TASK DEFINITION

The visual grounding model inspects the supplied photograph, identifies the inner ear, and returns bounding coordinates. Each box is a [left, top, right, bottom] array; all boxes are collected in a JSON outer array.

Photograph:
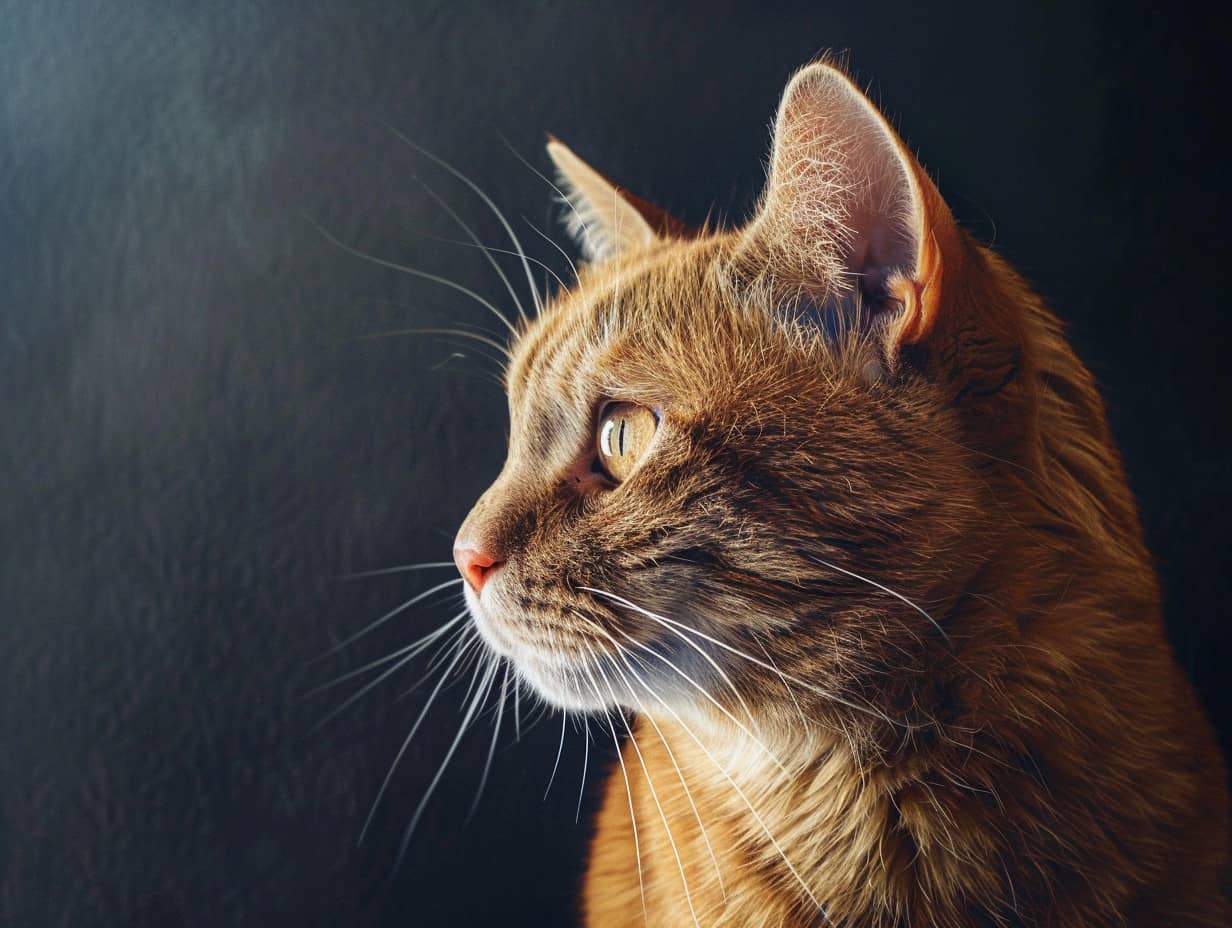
[[846, 194, 916, 309], [736, 62, 958, 349]]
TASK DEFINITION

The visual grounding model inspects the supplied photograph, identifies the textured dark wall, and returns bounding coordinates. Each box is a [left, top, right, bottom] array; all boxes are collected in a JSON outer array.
[[2, 1, 1228, 925]]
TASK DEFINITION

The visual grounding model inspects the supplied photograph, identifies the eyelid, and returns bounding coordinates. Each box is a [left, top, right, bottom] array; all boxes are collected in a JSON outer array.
[[597, 399, 663, 423]]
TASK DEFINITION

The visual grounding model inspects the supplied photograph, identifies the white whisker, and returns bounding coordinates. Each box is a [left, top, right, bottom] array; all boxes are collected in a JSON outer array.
[[543, 709, 569, 801], [811, 556, 949, 643], [359, 628, 475, 844], [467, 661, 509, 821], [578, 618, 727, 901], [584, 680, 648, 926], [754, 632, 808, 729], [311, 615, 469, 734], [397, 621, 476, 698], [339, 560, 455, 580], [576, 716, 591, 824], [584, 609, 790, 774], [414, 176, 529, 323], [351, 326, 512, 361], [307, 610, 467, 698], [395, 654, 502, 867], [383, 124, 543, 316], [500, 135, 596, 280], [523, 216, 581, 286], [411, 230, 571, 295], [317, 577, 464, 660], [304, 213, 518, 337], [513, 674, 522, 741], [586, 643, 702, 928], [622, 648, 833, 923], [587, 585, 900, 729], [580, 587, 757, 724]]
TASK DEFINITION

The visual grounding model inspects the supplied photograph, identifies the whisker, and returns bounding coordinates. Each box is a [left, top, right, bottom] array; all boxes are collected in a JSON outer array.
[[382, 124, 542, 316], [394, 654, 503, 868], [580, 594, 788, 773], [580, 587, 757, 724], [306, 610, 468, 698], [523, 216, 581, 286], [610, 624, 790, 774], [395, 621, 476, 699], [402, 228, 572, 297], [338, 560, 456, 580], [544, 709, 568, 801], [359, 628, 475, 844], [587, 585, 900, 729], [586, 643, 702, 928], [622, 648, 833, 924], [518, 697, 551, 738], [423, 341, 509, 391], [454, 632, 498, 710], [311, 615, 468, 735], [500, 135, 596, 274], [581, 667, 648, 926], [303, 212, 518, 337], [414, 175, 529, 324], [467, 661, 509, 821], [754, 631, 809, 729], [513, 674, 522, 742], [315, 578, 464, 660], [581, 622, 727, 901], [350, 326, 511, 361], [811, 556, 950, 643], [576, 716, 591, 824]]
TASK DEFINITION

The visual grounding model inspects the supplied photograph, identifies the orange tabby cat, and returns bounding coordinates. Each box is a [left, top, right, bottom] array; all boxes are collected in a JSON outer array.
[[453, 61, 1229, 925]]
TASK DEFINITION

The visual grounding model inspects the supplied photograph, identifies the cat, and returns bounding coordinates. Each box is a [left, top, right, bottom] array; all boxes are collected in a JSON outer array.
[[452, 60, 1230, 926]]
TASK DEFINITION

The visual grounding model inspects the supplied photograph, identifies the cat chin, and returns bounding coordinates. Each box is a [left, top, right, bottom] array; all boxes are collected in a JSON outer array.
[[511, 660, 615, 713], [464, 588, 620, 711]]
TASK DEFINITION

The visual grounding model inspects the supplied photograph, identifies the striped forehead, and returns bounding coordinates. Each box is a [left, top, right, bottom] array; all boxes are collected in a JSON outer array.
[[505, 288, 616, 464], [502, 241, 736, 464], [507, 254, 660, 396]]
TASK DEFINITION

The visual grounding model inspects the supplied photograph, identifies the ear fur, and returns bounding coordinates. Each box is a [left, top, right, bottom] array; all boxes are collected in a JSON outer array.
[[546, 137, 690, 262], [737, 62, 965, 357]]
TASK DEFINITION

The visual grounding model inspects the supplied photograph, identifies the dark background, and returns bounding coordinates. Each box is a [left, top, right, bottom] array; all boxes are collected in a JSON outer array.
[[2, 1, 1229, 925]]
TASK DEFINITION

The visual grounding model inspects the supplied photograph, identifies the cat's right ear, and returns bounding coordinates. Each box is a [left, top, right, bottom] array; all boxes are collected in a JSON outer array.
[[546, 137, 691, 262]]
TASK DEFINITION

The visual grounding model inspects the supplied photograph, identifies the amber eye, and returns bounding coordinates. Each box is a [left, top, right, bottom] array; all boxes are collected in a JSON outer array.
[[595, 403, 658, 482]]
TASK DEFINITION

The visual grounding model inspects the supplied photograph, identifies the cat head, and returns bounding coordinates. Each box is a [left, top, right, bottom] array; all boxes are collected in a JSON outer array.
[[454, 62, 1033, 740]]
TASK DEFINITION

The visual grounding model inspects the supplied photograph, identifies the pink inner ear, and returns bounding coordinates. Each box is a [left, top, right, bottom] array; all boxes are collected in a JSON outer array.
[[750, 64, 924, 315], [846, 195, 916, 306]]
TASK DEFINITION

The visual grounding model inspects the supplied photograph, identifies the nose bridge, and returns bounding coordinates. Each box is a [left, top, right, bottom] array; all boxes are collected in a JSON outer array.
[[454, 468, 529, 559]]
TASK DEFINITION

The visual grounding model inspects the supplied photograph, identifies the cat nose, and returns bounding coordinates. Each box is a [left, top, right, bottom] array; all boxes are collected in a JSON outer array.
[[454, 543, 504, 594]]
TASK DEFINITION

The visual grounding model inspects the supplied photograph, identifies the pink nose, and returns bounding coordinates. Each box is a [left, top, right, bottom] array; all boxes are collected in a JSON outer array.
[[454, 545, 504, 594]]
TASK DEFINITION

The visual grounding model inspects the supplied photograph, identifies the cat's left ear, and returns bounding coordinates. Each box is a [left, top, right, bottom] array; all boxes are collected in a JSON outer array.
[[736, 62, 966, 354], [546, 137, 692, 262]]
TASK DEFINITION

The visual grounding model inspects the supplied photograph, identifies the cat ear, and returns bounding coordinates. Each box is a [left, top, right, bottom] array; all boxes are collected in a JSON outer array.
[[738, 62, 965, 353], [546, 137, 690, 262]]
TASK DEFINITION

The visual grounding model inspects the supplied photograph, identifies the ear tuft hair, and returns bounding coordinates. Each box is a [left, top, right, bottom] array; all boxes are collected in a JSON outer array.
[[546, 138, 657, 262]]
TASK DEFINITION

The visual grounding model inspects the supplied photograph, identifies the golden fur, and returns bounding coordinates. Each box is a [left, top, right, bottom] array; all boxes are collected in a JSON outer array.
[[455, 61, 1229, 926]]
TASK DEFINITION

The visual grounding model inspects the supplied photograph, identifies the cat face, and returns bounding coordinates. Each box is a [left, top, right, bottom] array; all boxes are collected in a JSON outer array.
[[455, 63, 1019, 734]]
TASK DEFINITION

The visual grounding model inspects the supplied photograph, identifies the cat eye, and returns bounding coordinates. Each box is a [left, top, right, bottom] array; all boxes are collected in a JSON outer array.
[[595, 403, 658, 482]]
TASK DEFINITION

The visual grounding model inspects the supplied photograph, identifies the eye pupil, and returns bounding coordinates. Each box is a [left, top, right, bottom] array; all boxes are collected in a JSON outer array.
[[618, 418, 626, 457]]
